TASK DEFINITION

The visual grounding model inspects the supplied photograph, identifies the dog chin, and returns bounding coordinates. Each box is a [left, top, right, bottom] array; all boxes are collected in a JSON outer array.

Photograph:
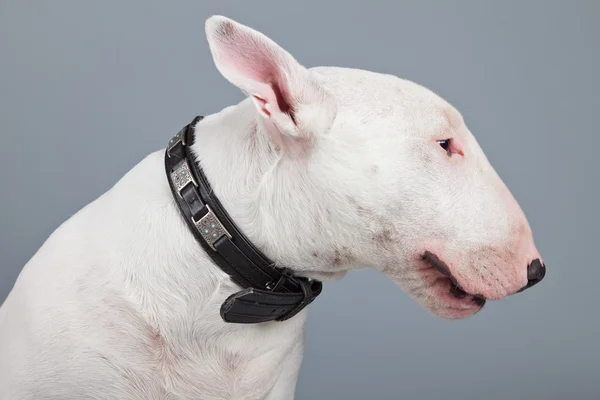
[[423, 297, 485, 320], [421, 273, 487, 320]]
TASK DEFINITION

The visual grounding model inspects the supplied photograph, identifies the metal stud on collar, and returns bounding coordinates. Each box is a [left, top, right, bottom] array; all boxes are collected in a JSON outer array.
[[170, 161, 197, 194], [195, 206, 232, 250], [166, 127, 186, 158]]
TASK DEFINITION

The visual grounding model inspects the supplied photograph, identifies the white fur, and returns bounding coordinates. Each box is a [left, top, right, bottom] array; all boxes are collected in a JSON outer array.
[[0, 16, 542, 399]]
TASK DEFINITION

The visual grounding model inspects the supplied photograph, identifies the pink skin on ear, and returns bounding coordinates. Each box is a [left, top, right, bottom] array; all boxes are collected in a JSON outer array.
[[206, 19, 295, 124], [253, 95, 271, 117], [206, 16, 336, 156]]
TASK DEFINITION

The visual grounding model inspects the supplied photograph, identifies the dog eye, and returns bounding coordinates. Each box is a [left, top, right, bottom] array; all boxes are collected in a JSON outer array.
[[437, 139, 451, 151]]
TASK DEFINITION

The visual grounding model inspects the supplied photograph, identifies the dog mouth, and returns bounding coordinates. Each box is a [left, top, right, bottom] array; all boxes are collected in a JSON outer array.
[[421, 251, 486, 308]]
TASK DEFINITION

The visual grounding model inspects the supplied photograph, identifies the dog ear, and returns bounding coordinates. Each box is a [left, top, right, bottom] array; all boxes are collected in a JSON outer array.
[[205, 16, 335, 154]]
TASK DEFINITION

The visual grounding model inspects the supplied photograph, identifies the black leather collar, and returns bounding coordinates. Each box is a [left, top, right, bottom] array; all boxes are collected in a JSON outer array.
[[164, 116, 322, 324]]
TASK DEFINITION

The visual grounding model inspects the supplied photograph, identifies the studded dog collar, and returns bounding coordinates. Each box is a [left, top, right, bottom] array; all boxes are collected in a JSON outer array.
[[164, 116, 322, 324]]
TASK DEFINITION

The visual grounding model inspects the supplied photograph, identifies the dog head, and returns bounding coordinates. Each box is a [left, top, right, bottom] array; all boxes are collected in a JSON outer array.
[[204, 16, 545, 320]]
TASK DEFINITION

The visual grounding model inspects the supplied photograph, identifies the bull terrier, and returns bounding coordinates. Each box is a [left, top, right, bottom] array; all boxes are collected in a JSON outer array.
[[0, 15, 545, 400]]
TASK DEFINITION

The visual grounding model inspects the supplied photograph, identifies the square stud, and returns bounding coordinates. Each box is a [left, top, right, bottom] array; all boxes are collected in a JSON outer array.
[[166, 127, 186, 156], [170, 161, 196, 193], [195, 206, 231, 250]]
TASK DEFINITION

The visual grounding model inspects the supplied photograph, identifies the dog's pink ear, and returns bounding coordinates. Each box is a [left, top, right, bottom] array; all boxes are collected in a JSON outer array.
[[205, 16, 335, 152]]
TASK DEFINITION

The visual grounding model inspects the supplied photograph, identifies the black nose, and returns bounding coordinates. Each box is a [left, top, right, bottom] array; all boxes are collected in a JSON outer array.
[[518, 259, 546, 293]]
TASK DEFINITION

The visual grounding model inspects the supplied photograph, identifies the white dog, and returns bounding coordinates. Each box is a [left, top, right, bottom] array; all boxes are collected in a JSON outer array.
[[0, 15, 545, 400]]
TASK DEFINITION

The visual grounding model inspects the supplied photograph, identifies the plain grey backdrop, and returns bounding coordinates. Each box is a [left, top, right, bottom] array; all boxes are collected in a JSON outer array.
[[1, 1, 598, 399]]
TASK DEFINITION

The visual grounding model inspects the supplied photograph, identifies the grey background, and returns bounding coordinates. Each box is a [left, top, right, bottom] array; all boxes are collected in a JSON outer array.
[[1, 1, 598, 399]]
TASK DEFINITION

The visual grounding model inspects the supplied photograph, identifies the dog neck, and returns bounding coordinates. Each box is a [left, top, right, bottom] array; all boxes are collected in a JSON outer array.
[[188, 99, 281, 252], [164, 104, 323, 324], [189, 99, 353, 283]]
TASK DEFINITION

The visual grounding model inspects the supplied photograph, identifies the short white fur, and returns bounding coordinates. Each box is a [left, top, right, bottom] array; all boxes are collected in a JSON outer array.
[[0, 15, 542, 399]]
